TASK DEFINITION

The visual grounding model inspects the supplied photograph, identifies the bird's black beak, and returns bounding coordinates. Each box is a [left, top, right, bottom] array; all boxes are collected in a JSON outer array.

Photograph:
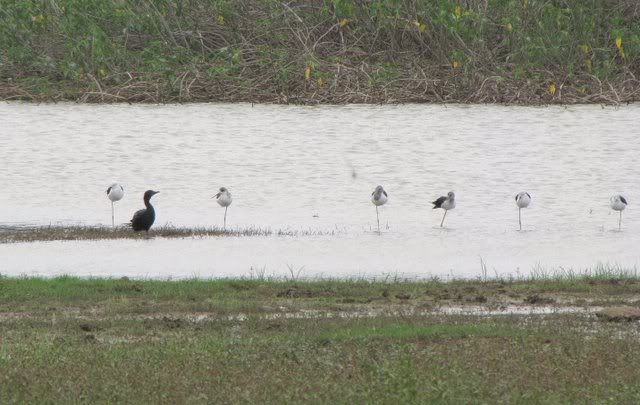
[[153, 191, 160, 195], [213, 192, 221, 199]]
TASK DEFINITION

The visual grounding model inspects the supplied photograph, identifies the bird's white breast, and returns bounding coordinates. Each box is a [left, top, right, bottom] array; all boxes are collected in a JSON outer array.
[[610, 197, 626, 211], [372, 192, 388, 206], [442, 198, 455, 210], [217, 192, 232, 207], [108, 184, 124, 202], [516, 193, 531, 208]]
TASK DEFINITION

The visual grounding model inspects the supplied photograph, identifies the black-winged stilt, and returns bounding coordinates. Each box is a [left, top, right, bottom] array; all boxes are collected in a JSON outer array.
[[610, 194, 627, 230], [106, 183, 124, 227], [214, 187, 232, 229], [371, 185, 388, 233], [515, 192, 531, 231], [432, 191, 456, 228]]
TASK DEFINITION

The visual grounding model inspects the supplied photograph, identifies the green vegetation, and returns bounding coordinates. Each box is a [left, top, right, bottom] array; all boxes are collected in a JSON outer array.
[[1, 0, 639, 104], [2, 276, 640, 402], [3, 269, 640, 313]]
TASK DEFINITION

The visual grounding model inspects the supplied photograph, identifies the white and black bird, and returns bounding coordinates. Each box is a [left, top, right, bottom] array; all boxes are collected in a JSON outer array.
[[610, 194, 628, 231], [371, 185, 388, 233], [106, 183, 124, 227], [432, 191, 456, 228], [214, 187, 232, 229], [515, 192, 531, 231]]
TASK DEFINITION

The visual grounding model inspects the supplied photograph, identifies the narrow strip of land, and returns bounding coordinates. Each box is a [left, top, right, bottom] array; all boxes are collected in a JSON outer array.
[[0, 225, 331, 243]]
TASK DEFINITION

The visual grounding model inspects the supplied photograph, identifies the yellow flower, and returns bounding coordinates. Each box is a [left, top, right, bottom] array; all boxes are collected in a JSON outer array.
[[548, 82, 556, 95], [413, 20, 427, 32], [305, 66, 311, 81], [454, 6, 461, 17], [583, 59, 592, 72], [452, 60, 460, 69], [615, 36, 622, 49], [217, 15, 225, 25], [578, 44, 589, 55], [317, 78, 324, 88], [505, 23, 513, 33], [339, 18, 349, 28]]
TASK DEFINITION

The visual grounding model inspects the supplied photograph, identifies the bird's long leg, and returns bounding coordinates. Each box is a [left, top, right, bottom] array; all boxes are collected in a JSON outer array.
[[440, 210, 447, 228], [224, 206, 228, 230], [619, 211, 622, 231], [111, 201, 115, 228], [376, 206, 380, 234], [519, 208, 522, 231]]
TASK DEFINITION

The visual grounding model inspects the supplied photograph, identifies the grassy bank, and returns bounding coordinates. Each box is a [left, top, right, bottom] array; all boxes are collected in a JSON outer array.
[[2, 0, 640, 104], [2, 276, 640, 402]]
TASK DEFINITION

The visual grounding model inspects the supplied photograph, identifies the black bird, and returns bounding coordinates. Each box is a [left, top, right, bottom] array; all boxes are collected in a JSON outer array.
[[130, 190, 159, 233]]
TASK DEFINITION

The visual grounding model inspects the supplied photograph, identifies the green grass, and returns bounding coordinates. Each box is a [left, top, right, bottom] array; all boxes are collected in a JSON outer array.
[[1, 0, 639, 104], [1, 301, 640, 402], [318, 322, 525, 342], [2, 275, 640, 401], [2, 269, 640, 313]]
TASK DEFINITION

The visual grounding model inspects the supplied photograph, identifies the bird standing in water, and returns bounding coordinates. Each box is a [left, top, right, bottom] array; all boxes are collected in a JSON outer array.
[[610, 194, 627, 231], [432, 191, 456, 228], [515, 192, 531, 231], [371, 185, 388, 233], [130, 190, 159, 233], [106, 183, 124, 227], [214, 187, 232, 229]]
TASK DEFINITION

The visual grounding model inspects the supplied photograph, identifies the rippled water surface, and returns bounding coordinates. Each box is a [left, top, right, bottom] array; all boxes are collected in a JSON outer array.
[[2, 103, 639, 278]]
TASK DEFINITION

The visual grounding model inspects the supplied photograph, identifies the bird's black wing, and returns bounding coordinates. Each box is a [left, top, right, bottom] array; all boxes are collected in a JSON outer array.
[[130, 209, 145, 224], [621, 196, 628, 205], [525, 192, 531, 199], [106, 186, 112, 195], [383, 190, 388, 197], [432, 196, 446, 209], [514, 194, 518, 202]]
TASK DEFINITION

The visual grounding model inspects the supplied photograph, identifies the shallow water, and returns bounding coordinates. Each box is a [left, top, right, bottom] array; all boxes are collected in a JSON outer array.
[[1, 103, 639, 278]]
